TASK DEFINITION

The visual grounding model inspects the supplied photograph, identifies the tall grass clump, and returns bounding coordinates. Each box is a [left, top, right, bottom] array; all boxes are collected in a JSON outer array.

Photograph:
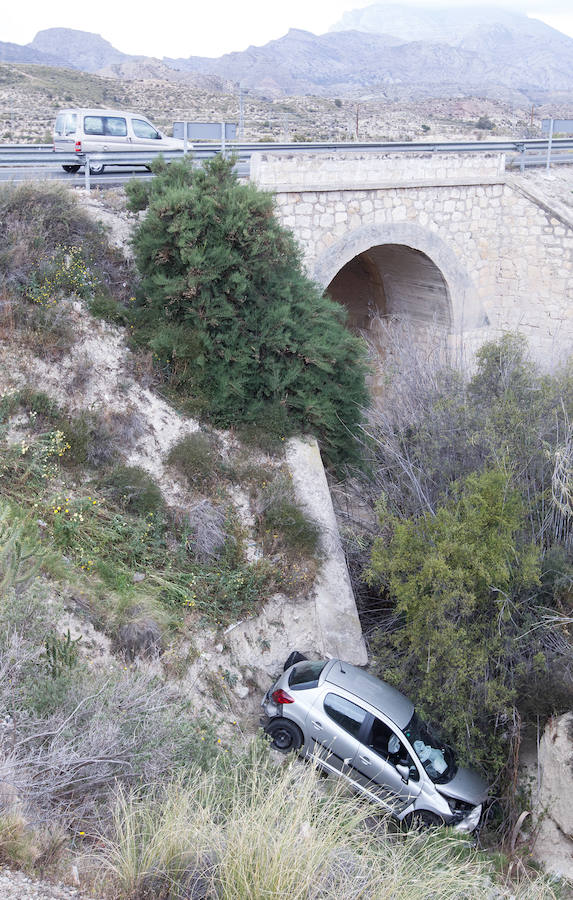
[[93, 742, 559, 900]]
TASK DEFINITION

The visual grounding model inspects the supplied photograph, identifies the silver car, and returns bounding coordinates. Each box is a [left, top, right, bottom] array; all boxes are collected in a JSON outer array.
[[261, 656, 488, 832]]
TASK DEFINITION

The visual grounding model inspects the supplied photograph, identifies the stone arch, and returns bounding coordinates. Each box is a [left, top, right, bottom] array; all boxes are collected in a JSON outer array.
[[313, 221, 486, 334]]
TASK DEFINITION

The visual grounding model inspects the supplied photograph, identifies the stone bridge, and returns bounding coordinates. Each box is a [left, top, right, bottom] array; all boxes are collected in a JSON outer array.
[[251, 151, 573, 365]]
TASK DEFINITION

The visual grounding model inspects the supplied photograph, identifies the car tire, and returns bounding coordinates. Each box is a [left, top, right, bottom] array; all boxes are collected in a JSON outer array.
[[62, 165, 81, 173], [265, 718, 303, 753], [89, 162, 105, 175], [404, 810, 444, 830]]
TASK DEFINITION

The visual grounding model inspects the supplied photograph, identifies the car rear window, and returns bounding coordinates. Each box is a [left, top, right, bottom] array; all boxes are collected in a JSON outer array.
[[55, 113, 76, 136], [288, 660, 327, 689]]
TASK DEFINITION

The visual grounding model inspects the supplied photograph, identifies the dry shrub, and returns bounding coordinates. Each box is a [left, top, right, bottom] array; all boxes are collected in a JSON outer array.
[[0, 181, 133, 303], [1, 296, 77, 360], [116, 617, 162, 661], [185, 499, 228, 562]]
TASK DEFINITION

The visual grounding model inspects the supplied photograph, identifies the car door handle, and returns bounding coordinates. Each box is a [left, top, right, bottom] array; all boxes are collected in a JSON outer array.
[[311, 721, 323, 730], [358, 755, 372, 765]]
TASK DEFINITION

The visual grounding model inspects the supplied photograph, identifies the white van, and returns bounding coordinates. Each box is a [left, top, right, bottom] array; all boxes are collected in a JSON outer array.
[[53, 108, 186, 174]]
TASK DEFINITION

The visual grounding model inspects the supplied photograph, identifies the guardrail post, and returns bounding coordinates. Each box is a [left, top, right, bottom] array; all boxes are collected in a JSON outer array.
[[546, 119, 554, 171], [520, 146, 526, 173], [221, 122, 226, 157], [183, 124, 188, 155], [84, 156, 91, 192]]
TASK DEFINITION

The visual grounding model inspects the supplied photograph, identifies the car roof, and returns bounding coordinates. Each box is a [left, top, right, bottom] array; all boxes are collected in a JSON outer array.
[[56, 108, 150, 119], [324, 660, 414, 729]]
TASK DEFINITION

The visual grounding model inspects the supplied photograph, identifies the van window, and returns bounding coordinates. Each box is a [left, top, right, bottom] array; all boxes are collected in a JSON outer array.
[[132, 118, 160, 140], [84, 116, 127, 137]]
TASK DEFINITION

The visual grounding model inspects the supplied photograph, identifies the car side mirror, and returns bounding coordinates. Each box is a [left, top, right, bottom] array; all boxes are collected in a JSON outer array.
[[396, 764, 409, 783]]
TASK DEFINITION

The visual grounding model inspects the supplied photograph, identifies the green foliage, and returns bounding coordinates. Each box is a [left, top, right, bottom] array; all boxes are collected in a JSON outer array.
[[126, 155, 368, 465], [103, 465, 164, 516], [167, 431, 221, 488], [367, 468, 541, 776], [44, 629, 82, 679], [0, 504, 46, 596], [257, 474, 320, 558]]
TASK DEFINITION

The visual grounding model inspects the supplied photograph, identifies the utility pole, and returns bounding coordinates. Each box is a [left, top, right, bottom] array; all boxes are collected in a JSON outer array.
[[239, 86, 244, 139]]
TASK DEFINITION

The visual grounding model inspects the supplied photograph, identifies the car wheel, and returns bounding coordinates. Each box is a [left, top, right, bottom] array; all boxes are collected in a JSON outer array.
[[265, 719, 303, 753], [89, 162, 105, 175], [404, 810, 444, 830], [62, 165, 80, 173]]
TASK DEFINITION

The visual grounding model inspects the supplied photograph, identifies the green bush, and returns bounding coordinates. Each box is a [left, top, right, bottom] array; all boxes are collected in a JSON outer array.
[[126, 155, 368, 465], [257, 474, 320, 558], [167, 431, 220, 489], [367, 468, 541, 777], [104, 465, 164, 516], [363, 334, 573, 794]]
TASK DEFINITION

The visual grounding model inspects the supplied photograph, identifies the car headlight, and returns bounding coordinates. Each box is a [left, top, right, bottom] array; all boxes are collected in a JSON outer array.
[[453, 803, 482, 833]]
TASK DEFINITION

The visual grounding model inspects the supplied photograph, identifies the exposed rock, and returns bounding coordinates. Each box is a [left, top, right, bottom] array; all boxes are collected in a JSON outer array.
[[531, 712, 573, 880]]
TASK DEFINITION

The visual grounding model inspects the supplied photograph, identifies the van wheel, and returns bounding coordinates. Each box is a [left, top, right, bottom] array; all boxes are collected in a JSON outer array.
[[89, 162, 105, 175], [265, 719, 303, 753], [62, 165, 80, 173]]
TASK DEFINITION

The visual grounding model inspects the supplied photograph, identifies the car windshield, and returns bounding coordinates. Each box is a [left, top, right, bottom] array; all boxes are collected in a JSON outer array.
[[403, 711, 457, 784]]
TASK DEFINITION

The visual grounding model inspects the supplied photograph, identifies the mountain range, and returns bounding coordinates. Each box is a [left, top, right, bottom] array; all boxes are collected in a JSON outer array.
[[2, 4, 573, 102]]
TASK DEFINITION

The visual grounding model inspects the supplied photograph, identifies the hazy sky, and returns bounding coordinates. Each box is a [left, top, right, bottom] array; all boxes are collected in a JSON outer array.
[[4, 0, 573, 59]]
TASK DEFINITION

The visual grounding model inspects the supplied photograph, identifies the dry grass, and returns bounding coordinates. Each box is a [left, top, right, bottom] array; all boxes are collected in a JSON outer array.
[[90, 746, 562, 900]]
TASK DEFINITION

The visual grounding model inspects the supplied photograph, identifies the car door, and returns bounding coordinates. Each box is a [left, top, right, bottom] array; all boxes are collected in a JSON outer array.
[[130, 116, 165, 151], [307, 691, 369, 779], [82, 115, 130, 153], [349, 713, 422, 814]]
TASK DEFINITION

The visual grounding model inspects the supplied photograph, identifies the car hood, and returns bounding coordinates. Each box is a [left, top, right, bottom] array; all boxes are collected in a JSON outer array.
[[436, 767, 489, 806], [161, 137, 186, 149]]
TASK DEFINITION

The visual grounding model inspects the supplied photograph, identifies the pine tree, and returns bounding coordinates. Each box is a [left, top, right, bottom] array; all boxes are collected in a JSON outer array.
[[127, 155, 368, 464]]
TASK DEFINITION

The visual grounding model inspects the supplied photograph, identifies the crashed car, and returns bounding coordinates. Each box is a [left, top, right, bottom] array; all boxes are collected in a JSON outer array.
[[261, 655, 488, 832]]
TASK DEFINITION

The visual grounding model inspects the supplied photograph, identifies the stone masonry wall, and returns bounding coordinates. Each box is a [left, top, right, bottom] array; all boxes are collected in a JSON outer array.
[[253, 153, 573, 362]]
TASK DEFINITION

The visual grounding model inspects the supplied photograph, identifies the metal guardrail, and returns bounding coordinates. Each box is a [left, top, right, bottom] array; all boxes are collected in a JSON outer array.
[[0, 139, 572, 188]]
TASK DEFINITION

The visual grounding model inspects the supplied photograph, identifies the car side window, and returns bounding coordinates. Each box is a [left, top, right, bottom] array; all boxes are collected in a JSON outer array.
[[105, 117, 127, 137], [367, 717, 419, 782], [84, 116, 104, 135], [132, 118, 160, 140], [323, 693, 366, 739]]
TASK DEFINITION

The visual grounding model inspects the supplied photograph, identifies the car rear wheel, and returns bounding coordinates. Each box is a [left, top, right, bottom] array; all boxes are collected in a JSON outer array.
[[89, 162, 105, 175], [265, 719, 303, 753], [62, 165, 80, 173]]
